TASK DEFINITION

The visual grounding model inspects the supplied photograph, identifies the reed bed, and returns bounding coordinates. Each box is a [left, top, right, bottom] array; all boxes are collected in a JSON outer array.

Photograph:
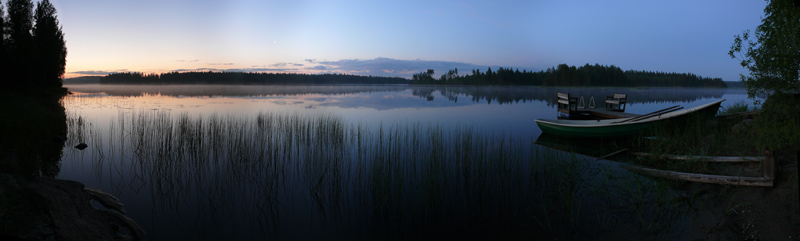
[[65, 109, 689, 240]]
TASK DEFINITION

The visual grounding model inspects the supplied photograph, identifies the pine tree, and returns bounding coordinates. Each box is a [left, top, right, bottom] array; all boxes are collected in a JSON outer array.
[[6, 0, 34, 89], [33, 0, 67, 88]]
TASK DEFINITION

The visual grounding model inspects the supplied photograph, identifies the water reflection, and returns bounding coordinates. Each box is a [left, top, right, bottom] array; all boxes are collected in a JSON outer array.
[[409, 86, 729, 105], [0, 94, 66, 178], [63, 109, 692, 240], [57, 85, 759, 240], [66, 84, 732, 106]]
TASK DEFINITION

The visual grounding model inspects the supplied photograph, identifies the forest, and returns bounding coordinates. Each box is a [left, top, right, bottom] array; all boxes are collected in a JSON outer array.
[[410, 63, 727, 88], [0, 0, 67, 91], [100, 71, 410, 85]]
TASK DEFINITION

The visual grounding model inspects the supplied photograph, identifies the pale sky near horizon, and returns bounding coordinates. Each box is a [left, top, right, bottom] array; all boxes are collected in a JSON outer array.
[[42, 0, 766, 80]]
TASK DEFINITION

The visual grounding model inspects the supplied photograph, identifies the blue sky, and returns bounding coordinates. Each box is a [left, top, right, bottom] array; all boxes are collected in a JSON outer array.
[[48, 0, 766, 80]]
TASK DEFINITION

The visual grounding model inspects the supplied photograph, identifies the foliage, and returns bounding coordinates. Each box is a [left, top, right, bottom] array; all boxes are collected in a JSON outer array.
[[409, 63, 727, 88], [4, 0, 35, 88], [99, 71, 410, 84], [729, 0, 800, 150], [0, 5, 5, 82], [411, 69, 436, 83], [729, 0, 800, 98], [0, 0, 66, 90], [718, 100, 755, 115], [625, 70, 726, 87], [754, 93, 800, 149], [33, 0, 67, 88]]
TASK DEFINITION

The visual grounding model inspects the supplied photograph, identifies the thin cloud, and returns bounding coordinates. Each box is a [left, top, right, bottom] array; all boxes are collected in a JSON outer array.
[[208, 63, 234, 66], [172, 67, 300, 72], [314, 57, 490, 78], [69, 69, 129, 75], [176, 59, 199, 62], [271, 62, 305, 67], [306, 65, 327, 70]]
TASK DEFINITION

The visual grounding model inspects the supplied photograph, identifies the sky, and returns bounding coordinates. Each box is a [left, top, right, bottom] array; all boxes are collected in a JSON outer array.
[[44, 0, 767, 81]]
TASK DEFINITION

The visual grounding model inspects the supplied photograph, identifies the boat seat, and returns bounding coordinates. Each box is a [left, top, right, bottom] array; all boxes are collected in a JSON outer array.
[[605, 93, 627, 112], [557, 92, 578, 117]]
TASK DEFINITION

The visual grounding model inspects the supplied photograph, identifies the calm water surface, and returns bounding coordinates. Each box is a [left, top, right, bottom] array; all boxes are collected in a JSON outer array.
[[57, 84, 756, 240]]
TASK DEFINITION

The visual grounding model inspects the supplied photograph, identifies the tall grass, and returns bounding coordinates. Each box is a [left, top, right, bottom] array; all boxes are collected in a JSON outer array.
[[65, 109, 690, 240], [718, 100, 755, 115]]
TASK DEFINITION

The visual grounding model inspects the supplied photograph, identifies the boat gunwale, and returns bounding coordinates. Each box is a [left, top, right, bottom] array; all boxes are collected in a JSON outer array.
[[534, 99, 725, 128]]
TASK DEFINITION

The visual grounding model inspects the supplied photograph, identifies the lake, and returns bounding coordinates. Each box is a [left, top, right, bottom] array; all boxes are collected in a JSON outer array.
[[55, 84, 756, 240]]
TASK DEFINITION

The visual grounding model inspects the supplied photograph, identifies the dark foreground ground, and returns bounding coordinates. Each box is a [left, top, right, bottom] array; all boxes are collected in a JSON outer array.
[[684, 149, 799, 241], [0, 174, 145, 241]]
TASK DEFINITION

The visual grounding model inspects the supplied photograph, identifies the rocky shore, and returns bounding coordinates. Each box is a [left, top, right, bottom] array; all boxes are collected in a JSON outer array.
[[0, 174, 145, 241]]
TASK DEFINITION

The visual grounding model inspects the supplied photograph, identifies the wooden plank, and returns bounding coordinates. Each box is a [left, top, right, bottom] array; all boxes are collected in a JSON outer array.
[[630, 152, 763, 162], [763, 150, 775, 179], [620, 164, 774, 187], [594, 148, 629, 161], [612, 93, 627, 99], [717, 110, 760, 118]]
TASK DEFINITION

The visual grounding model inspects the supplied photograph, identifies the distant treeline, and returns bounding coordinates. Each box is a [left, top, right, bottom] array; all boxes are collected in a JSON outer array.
[[99, 71, 409, 85], [63, 76, 101, 84], [410, 64, 727, 88]]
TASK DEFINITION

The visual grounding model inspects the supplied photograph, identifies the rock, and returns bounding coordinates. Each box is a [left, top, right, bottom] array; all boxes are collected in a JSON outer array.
[[0, 174, 146, 241], [75, 143, 88, 150], [85, 188, 126, 214]]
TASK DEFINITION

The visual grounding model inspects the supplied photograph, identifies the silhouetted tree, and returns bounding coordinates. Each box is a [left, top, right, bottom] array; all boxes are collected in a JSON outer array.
[[33, 0, 66, 88], [410, 69, 436, 84], [410, 64, 726, 87], [0, 5, 7, 84], [5, 0, 35, 89], [101, 71, 410, 85]]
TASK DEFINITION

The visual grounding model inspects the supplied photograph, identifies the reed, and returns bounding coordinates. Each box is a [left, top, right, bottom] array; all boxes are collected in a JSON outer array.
[[719, 100, 755, 115], [64, 109, 691, 240]]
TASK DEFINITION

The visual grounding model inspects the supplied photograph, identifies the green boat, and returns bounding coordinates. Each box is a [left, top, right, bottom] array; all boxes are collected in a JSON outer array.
[[535, 99, 725, 138]]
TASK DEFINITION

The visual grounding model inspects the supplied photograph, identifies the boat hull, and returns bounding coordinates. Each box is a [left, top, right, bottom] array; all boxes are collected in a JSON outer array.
[[536, 120, 656, 138], [535, 99, 724, 138]]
